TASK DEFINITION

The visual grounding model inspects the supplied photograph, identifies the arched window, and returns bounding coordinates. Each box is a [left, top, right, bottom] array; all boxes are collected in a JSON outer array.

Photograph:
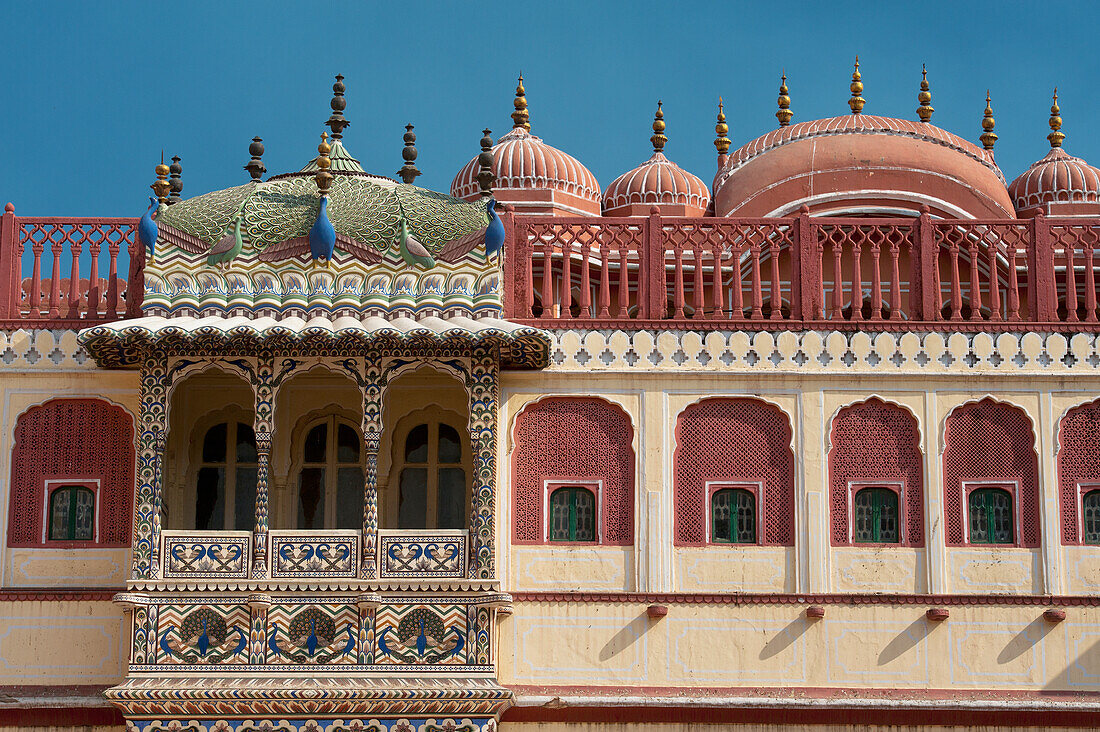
[[1057, 400, 1100, 545], [828, 399, 923, 547], [969, 487, 1014, 544], [296, 416, 365, 530], [711, 488, 755, 544], [673, 398, 793, 547], [397, 421, 466, 529], [943, 399, 1038, 547], [550, 486, 596, 542], [48, 485, 95, 541], [195, 421, 258, 531], [853, 487, 899, 543], [1084, 490, 1100, 545]]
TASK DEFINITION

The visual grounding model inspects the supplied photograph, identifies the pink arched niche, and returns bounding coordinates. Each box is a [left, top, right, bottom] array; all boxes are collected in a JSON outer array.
[[510, 397, 635, 545], [942, 399, 1040, 547], [673, 398, 794, 546], [1057, 399, 1100, 544], [828, 398, 925, 546], [8, 398, 135, 547]]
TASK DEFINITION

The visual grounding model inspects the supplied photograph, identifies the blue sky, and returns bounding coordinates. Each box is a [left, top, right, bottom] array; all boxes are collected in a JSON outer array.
[[1, 0, 1096, 216]]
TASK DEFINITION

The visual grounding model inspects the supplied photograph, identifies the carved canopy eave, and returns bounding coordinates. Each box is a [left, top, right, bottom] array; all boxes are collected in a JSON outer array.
[[76, 315, 551, 369]]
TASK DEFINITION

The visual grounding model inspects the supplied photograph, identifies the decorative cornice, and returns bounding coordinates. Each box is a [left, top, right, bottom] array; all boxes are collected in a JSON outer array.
[[510, 591, 1100, 606], [539, 328, 1100, 375]]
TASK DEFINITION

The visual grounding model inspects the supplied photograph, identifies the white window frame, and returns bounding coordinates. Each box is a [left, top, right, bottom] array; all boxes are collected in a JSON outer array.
[[961, 478, 1021, 546], [846, 479, 906, 545], [705, 480, 764, 545], [543, 478, 603, 544], [42, 478, 101, 544]]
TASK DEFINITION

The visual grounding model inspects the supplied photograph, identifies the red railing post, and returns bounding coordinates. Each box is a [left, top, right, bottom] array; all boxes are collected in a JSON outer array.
[[1031, 213, 1056, 322], [500, 205, 516, 317], [513, 218, 532, 318], [916, 206, 937, 322], [643, 208, 664, 320], [0, 203, 17, 319], [794, 206, 815, 322]]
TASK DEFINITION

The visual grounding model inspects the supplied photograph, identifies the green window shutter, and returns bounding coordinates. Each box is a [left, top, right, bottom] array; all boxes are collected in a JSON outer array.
[[854, 488, 899, 543], [968, 487, 1014, 544], [550, 487, 596, 542], [711, 488, 755, 543], [1085, 490, 1100, 545]]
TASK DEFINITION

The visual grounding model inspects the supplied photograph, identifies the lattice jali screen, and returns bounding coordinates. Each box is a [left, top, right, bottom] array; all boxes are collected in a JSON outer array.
[[511, 398, 635, 545], [673, 398, 794, 546], [1057, 399, 1100, 544], [8, 398, 135, 546], [942, 399, 1040, 547], [828, 399, 924, 546]]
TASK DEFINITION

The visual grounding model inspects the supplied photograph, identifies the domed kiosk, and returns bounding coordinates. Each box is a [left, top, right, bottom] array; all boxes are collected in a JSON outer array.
[[451, 77, 601, 216]]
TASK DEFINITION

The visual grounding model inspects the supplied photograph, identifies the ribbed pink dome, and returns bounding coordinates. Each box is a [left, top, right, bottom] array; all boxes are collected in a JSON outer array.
[[450, 127, 601, 216], [712, 114, 1014, 219], [603, 152, 710, 217], [1008, 147, 1100, 215]]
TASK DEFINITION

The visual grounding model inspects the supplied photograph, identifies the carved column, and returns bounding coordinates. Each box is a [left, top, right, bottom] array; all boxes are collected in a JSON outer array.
[[133, 351, 169, 580], [247, 593, 272, 665], [362, 360, 383, 579], [251, 354, 275, 578], [356, 592, 381, 664], [467, 349, 499, 579]]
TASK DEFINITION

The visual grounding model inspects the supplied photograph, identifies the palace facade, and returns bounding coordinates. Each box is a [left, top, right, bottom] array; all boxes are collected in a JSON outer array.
[[0, 66, 1099, 731]]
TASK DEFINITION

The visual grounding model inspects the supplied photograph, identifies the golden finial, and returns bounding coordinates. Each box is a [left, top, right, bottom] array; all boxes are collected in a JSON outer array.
[[511, 73, 531, 132], [1048, 88, 1065, 148], [916, 64, 934, 123], [152, 151, 171, 203], [314, 132, 334, 194], [848, 56, 865, 114], [776, 72, 793, 127], [714, 97, 731, 155], [980, 90, 997, 151], [651, 100, 667, 153]]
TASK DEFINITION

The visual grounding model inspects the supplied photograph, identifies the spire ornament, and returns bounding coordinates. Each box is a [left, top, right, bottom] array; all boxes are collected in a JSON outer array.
[[152, 154, 171, 204], [477, 128, 495, 194], [511, 74, 530, 132], [651, 100, 667, 153], [1048, 88, 1065, 148], [917, 65, 934, 123], [314, 132, 333, 194], [714, 98, 731, 155], [776, 73, 793, 127], [245, 137, 266, 181], [325, 74, 350, 140], [848, 57, 865, 114], [168, 155, 183, 204], [980, 90, 998, 151], [398, 123, 421, 184]]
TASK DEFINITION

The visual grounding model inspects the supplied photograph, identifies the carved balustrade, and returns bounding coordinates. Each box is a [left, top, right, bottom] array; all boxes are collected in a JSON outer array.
[[500, 208, 1100, 331]]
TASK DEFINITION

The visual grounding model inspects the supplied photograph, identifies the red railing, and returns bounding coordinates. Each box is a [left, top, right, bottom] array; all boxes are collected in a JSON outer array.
[[1, 202, 1099, 333], [501, 207, 1100, 331], [0, 205, 140, 328]]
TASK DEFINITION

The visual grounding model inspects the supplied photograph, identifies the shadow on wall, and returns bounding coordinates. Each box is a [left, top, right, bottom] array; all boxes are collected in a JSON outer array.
[[879, 617, 933, 666], [599, 612, 655, 662], [760, 615, 813, 660], [999, 615, 1058, 664]]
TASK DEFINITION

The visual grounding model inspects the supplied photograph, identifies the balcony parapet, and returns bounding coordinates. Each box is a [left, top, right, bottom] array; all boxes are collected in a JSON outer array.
[[154, 529, 478, 589]]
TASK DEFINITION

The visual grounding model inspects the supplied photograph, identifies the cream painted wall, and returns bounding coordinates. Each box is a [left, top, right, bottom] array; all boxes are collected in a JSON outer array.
[[498, 371, 1100, 596], [500, 600, 1100, 690]]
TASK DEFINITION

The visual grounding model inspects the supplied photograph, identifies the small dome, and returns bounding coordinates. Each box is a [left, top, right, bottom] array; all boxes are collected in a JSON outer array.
[[603, 102, 710, 217], [450, 78, 601, 216], [1008, 91, 1100, 217]]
